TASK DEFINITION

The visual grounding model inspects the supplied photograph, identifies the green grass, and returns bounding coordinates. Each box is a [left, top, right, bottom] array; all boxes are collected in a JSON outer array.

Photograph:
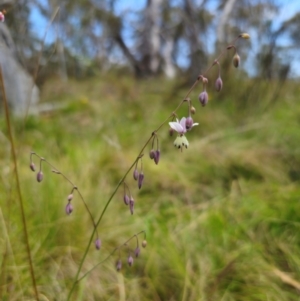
[[1, 73, 300, 300]]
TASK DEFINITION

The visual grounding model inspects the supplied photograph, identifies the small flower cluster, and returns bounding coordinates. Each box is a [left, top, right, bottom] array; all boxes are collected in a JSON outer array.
[[167, 33, 250, 151], [115, 232, 147, 271], [30, 152, 102, 251]]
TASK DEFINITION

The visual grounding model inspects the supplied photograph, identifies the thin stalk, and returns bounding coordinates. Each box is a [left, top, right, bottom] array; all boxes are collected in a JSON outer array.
[[0, 67, 39, 300], [67, 35, 246, 299]]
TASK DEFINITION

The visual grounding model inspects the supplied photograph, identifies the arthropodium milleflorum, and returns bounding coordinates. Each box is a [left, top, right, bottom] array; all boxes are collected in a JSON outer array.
[[29, 33, 250, 299]]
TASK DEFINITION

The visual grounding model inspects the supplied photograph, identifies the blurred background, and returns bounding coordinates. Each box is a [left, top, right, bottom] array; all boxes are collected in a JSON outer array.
[[1, 0, 300, 300]]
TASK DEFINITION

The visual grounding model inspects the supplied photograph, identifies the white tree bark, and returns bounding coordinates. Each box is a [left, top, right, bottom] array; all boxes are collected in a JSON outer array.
[[216, 0, 238, 45], [140, 0, 163, 74]]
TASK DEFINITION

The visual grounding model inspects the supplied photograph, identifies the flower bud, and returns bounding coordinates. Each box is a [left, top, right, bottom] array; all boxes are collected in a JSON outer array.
[[198, 91, 208, 107], [142, 240, 147, 248], [95, 238, 101, 250], [215, 76, 223, 92], [154, 150, 160, 165], [123, 194, 130, 205], [240, 33, 250, 39], [128, 255, 134, 266], [116, 259, 122, 271], [149, 149, 155, 160], [129, 197, 134, 215], [133, 169, 139, 181], [67, 194, 73, 201], [138, 172, 144, 189], [65, 202, 73, 215], [185, 116, 194, 131], [134, 247, 140, 257], [30, 162, 36, 172], [233, 53, 240, 68], [190, 106, 196, 114], [37, 171, 43, 182]]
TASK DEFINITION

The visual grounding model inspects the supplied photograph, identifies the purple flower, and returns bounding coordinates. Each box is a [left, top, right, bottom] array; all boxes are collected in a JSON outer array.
[[116, 259, 122, 271], [198, 91, 209, 106], [154, 150, 160, 165], [169, 117, 198, 150], [133, 169, 139, 180], [65, 202, 73, 215], [128, 255, 134, 266], [134, 247, 140, 257], [138, 172, 144, 189], [185, 116, 198, 131], [95, 238, 101, 250], [36, 171, 43, 183], [129, 197, 134, 215], [123, 194, 130, 205], [30, 162, 36, 172], [215, 76, 223, 92]]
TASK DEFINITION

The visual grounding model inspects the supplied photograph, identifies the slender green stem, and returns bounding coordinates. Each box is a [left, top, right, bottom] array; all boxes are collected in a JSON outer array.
[[66, 35, 245, 299], [0, 67, 39, 300]]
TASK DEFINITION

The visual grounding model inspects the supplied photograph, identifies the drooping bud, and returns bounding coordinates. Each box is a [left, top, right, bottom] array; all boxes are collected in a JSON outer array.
[[133, 169, 139, 181], [142, 240, 147, 248], [233, 53, 240, 68], [138, 172, 144, 189], [149, 149, 155, 160], [185, 116, 194, 131], [30, 162, 36, 172], [240, 33, 250, 39], [134, 247, 140, 257], [154, 150, 160, 165], [65, 202, 73, 215], [67, 194, 73, 201], [190, 106, 196, 114], [128, 255, 134, 266], [215, 76, 223, 92], [198, 91, 208, 107], [129, 197, 134, 215], [116, 259, 122, 271], [95, 238, 101, 250], [37, 171, 43, 182], [123, 194, 130, 205]]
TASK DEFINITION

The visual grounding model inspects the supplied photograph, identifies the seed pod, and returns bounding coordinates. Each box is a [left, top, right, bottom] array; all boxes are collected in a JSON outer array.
[[37, 171, 43, 182], [198, 91, 208, 107], [233, 53, 240, 68], [67, 194, 73, 201], [215, 76, 223, 92], [190, 106, 196, 114], [142, 240, 147, 248], [95, 238, 101, 250]]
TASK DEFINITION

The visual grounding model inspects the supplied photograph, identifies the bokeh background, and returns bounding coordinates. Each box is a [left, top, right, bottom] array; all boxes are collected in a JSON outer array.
[[1, 0, 300, 300]]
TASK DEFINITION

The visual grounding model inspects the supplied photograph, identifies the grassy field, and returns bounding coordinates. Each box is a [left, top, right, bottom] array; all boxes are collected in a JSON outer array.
[[1, 72, 300, 300]]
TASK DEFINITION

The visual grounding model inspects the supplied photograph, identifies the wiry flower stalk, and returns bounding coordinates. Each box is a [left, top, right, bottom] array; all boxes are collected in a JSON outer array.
[[29, 33, 250, 300]]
